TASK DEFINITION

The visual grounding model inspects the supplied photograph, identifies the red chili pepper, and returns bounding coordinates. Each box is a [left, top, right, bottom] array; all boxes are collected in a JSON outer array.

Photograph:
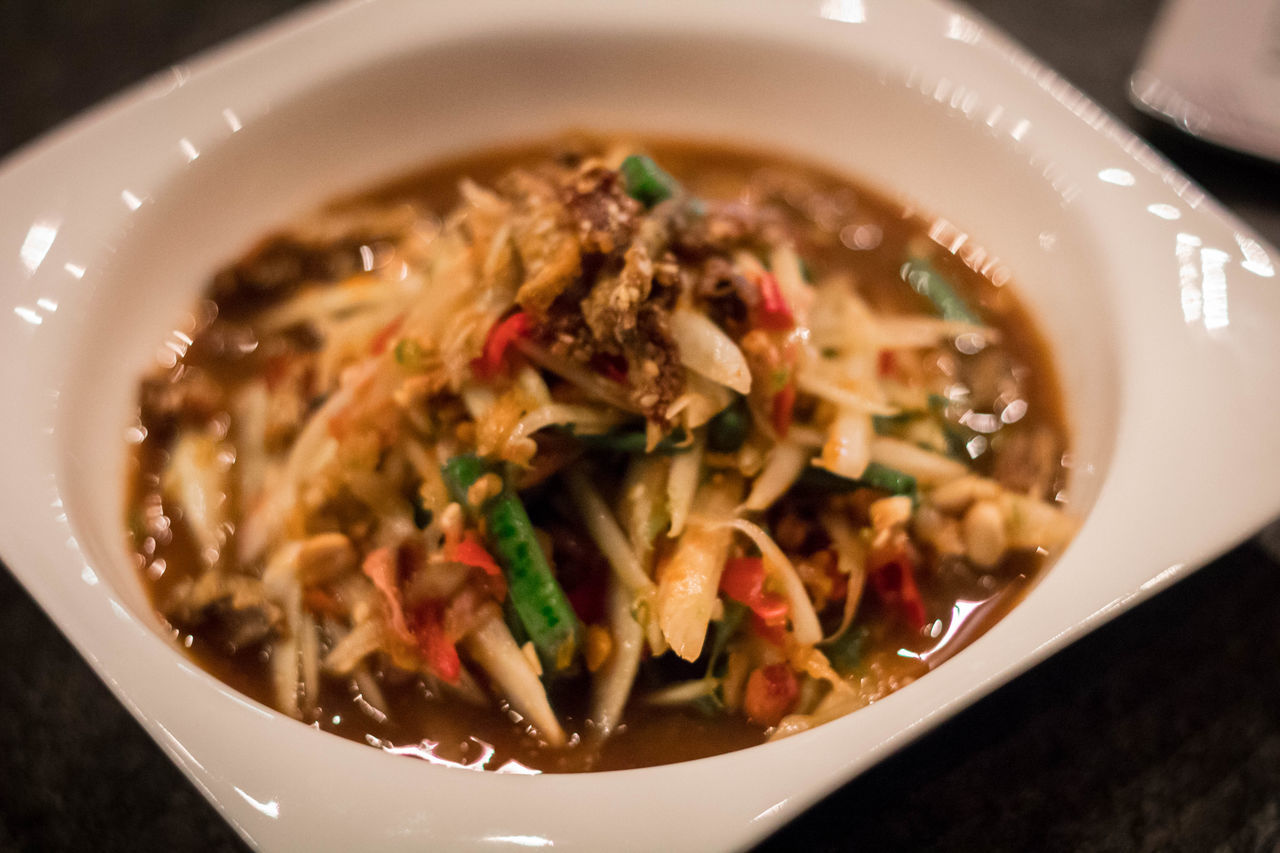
[[756, 272, 794, 331], [472, 311, 531, 380], [720, 557, 789, 627], [750, 612, 788, 647], [447, 531, 502, 577], [743, 663, 799, 727], [370, 315, 405, 356], [877, 350, 896, 377], [771, 382, 796, 438], [484, 571, 509, 603], [590, 353, 629, 385], [410, 601, 462, 684], [447, 532, 507, 599], [867, 537, 928, 630]]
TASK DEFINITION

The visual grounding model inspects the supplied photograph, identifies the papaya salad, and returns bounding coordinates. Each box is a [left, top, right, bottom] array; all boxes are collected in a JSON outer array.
[[127, 137, 1077, 772]]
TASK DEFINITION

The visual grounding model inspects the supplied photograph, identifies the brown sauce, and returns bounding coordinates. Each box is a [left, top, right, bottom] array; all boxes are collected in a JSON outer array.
[[127, 135, 1070, 773]]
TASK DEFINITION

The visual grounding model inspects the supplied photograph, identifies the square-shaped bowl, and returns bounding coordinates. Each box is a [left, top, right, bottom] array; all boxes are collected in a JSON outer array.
[[2, 0, 1279, 850]]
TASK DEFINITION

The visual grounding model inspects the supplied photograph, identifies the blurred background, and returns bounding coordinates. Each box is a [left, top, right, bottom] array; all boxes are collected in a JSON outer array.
[[2, 1, 1280, 850]]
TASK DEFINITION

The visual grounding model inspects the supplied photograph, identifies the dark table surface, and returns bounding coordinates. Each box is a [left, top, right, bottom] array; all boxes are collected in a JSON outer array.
[[4, 1, 1280, 850]]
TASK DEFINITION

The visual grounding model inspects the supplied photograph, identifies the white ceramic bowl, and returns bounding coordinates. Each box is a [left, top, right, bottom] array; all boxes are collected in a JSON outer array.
[[3, 0, 1279, 850]]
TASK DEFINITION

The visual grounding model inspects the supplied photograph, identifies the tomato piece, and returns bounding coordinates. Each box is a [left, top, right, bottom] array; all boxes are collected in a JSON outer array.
[[720, 556, 765, 603], [410, 601, 462, 684], [750, 612, 788, 647], [720, 557, 789, 627]]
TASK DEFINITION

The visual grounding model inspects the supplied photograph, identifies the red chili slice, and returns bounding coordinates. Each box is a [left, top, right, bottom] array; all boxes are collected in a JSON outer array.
[[370, 315, 405, 356], [447, 531, 502, 577], [409, 600, 462, 684], [877, 350, 896, 377], [867, 537, 928, 630], [756, 272, 795, 331], [590, 353, 629, 385], [771, 382, 797, 438], [472, 311, 532, 380]]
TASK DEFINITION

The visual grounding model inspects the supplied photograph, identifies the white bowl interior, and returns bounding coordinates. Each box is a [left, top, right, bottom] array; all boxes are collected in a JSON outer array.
[[58, 28, 1118, 624]]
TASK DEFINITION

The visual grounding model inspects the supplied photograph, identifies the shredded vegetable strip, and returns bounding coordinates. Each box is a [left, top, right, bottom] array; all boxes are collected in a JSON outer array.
[[819, 409, 873, 481], [323, 620, 383, 675], [644, 678, 721, 706], [238, 357, 380, 563], [563, 467, 658, 596], [669, 308, 752, 394], [513, 339, 641, 412], [231, 382, 271, 515], [162, 431, 228, 563], [563, 465, 665, 655], [821, 512, 868, 642], [352, 664, 390, 721], [299, 610, 321, 711], [666, 432, 705, 537], [657, 474, 742, 660], [794, 367, 898, 416], [512, 403, 628, 441], [742, 440, 810, 513], [712, 518, 823, 647], [590, 575, 646, 739], [462, 607, 566, 746], [870, 436, 969, 487]]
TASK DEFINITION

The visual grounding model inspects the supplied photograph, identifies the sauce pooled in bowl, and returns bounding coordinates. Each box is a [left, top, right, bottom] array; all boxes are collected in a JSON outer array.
[[127, 136, 1075, 772]]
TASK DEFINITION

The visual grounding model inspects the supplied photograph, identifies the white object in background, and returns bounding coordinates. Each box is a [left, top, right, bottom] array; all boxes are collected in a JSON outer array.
[[1131, 0, 1280, 161]]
